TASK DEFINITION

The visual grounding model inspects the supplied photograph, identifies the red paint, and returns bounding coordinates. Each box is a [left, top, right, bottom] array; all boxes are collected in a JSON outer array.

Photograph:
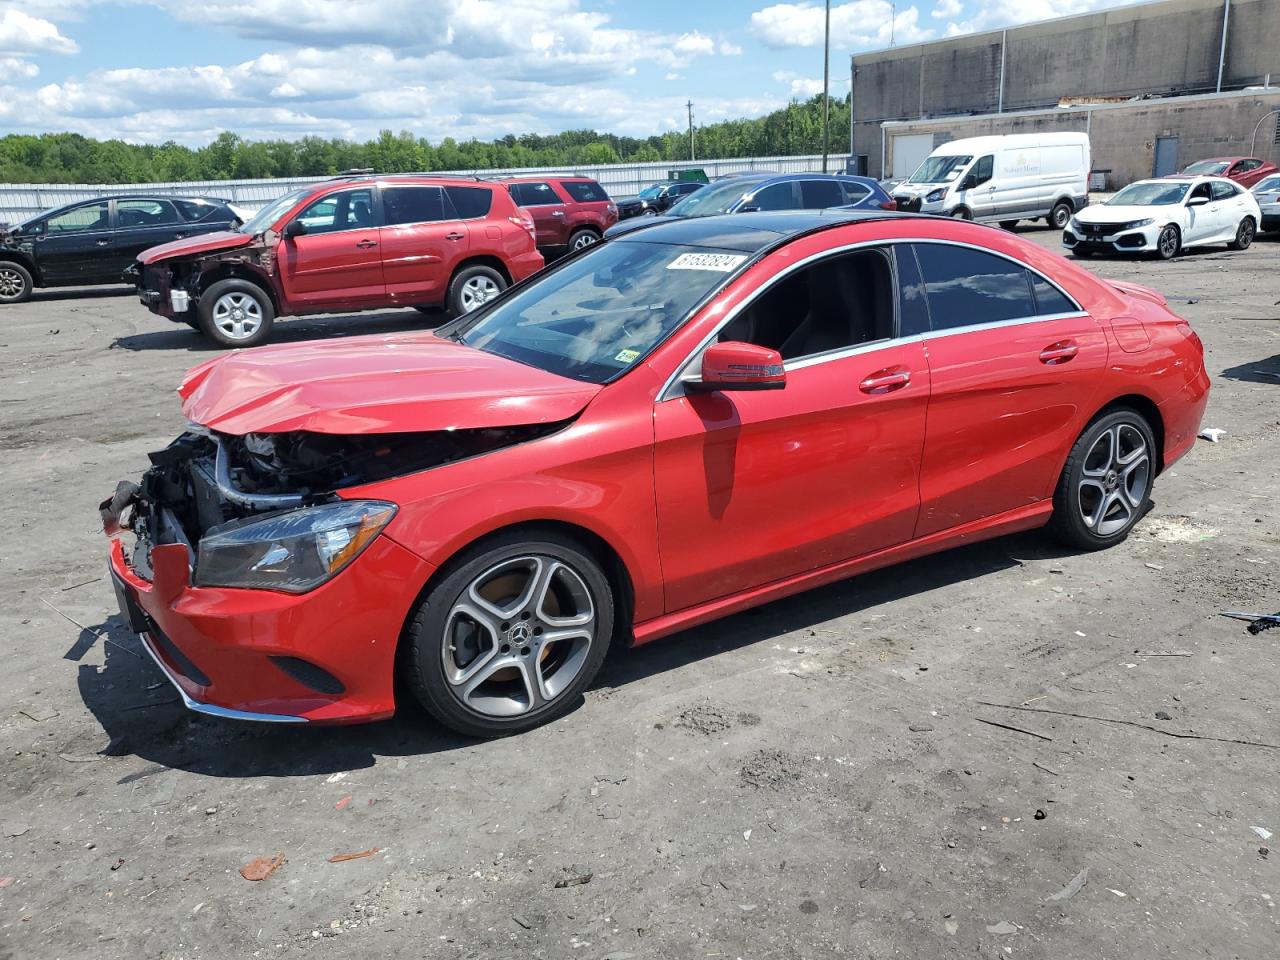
[[109, 215, 1209, 724], [494, 176, 618, 248], [1180, 156, 1278, 189], [138, 230, 254, 264]]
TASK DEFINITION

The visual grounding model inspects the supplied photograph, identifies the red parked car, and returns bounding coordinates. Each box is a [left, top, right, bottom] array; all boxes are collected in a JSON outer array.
[[103, 210, 1208, 736], [127, 174, 544, 348], [1181, 156, 1278, 189], [494, 176, 618, 256]]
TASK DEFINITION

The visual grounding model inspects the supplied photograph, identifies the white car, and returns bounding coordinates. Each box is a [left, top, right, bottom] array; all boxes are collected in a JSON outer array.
[[1252, 173, 1280, 233], [1063, 175, 1261, 260]]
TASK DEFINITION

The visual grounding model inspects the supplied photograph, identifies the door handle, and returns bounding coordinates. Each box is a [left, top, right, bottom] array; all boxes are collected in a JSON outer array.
[[551, 211, 565, 217], [1039, 340, 1079, 364], [355, 239, 378, 249], [859, 367, 911, 394], [173, 232, 187, 239], [445, 232, 465, 241], [95, 239, 111, 246]]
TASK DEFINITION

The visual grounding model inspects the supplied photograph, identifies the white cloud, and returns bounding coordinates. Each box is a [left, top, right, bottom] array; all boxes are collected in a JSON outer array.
[[750, 1, 932, 49], [719, 39, 743, 55], [673, 31, 715, 56], [0, 55, 37, 77], [931, 0, 962, 17], [772, 70, 823, 97], [0, 9, 79, 55], [939, 0, 1106, 35]]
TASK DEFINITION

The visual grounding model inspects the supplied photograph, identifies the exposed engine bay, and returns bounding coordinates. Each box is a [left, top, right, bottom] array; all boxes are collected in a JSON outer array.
[[102, 422, 566, 580]]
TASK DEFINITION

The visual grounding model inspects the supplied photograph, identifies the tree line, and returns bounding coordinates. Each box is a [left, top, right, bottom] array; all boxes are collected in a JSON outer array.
[[0, 95, 852, 184]]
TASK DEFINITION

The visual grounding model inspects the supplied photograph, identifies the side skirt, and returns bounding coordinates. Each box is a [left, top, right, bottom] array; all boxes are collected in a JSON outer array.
[[631, 501, 1052, 646]]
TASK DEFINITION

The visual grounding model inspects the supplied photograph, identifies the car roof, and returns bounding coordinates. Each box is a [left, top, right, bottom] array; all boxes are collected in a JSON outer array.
[[1186, 156, 1249, 164], [611, 209, 928, 252], [35, 194, 229, 217], [492, 174, 598, 183]]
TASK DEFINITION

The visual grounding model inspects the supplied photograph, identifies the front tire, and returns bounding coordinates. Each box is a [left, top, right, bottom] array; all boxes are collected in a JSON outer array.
[[1156, 224, 1181, 260], [1000, 220, 1020, 231], [403, 531, 615, 737], [197, 279, 274, 348], [568, 228, 599, 252], [447, 265, 506, 316], [1049, 408, 1156, 551], [950, 207, 973, 220], [1049, 202, 1073, 230], [0, 261, 33, 304], [1228, 217, 1255, 251]]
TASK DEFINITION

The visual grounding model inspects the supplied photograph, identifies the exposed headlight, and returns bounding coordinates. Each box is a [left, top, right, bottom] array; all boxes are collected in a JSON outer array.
[[1123, 218, 1155, 230], [195, 500, 397, 593], [926, 189, 945, 203]]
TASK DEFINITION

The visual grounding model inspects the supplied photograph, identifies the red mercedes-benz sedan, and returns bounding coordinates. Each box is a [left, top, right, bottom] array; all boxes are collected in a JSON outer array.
[[102, 210, 1209, 736]]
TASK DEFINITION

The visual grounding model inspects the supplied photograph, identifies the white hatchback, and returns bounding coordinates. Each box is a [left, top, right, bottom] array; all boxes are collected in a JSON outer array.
[[1253, 173, 1280, 234], [1063, 176, 1261, 260]]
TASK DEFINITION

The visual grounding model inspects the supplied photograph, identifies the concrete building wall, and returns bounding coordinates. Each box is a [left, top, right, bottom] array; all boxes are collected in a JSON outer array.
[[879, 91, 1280, 188], [852, 0, 1280, 179]]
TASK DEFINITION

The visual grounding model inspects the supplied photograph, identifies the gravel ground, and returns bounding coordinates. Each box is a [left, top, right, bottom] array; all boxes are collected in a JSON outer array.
[[1, 226, 1278, 960]]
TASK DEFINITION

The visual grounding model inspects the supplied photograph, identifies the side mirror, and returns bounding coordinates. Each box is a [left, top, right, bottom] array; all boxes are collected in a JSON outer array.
[[688, 341, 786, 393], [737, 205, 761, 214], [284, 219, 307, 237], [1187, 195, 1209, 207], [959, 175, 977, 191]]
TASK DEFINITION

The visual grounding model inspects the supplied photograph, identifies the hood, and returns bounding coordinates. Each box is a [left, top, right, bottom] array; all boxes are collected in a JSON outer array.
[[178, 331, 601, 435], [1076, 204, 1168, 225], [138, 230, 255, 265], [604, 215, 669, 238]]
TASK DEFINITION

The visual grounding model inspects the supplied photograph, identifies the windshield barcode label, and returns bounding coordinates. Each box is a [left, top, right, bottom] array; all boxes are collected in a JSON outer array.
[[666, 253, 748, 272]]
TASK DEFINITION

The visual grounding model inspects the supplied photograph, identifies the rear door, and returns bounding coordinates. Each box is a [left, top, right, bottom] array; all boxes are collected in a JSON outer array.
[[112, 198, 188, 275], [32, 201, 113, 285], [740, 180, 800, 212], [653, 244, 928, 611], [378, 184, 474, 304], [509, 181, 567, 246], [909, 241, 1108, 537], [278, 187, 385, 308]]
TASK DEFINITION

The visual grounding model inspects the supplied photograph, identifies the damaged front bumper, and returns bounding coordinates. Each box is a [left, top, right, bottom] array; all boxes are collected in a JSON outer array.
[[130, 261, 193, 321], [101, 431, 435, 724]]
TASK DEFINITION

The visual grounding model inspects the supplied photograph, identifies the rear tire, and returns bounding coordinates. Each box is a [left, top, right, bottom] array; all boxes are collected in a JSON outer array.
[[1049, 202, 1073, 230], [1228, 217, 1255, 251], [447, 265, 506, 317], [1048, 408, 1156, 551], [196, 278, 274, 348], [0, 261, 33, 304], [402, 531, 615, 737], [567, 228, 599, 252]]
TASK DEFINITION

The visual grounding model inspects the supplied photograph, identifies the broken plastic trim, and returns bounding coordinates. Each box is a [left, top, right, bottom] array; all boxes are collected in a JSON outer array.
[[214, 435, 304, 510]]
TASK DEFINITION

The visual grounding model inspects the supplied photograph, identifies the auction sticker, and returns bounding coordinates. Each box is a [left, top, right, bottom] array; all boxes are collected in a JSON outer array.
[[666, 252, 748, 272], [614, 348, 640, 363]]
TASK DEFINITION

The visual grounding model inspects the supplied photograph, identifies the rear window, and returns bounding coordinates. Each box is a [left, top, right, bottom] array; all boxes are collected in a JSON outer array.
[[509, 182, 561, 206], [914, 243, 1036, 330], [174, 199, 219, 222], [444, 185, 493, 219], [560, 180, 609, 203]]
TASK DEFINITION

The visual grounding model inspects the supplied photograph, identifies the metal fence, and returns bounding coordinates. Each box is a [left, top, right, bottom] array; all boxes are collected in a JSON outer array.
[[0, 153, 852, 222]]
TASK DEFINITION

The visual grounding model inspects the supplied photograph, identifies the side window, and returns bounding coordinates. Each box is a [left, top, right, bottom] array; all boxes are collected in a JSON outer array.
[[116, 199, 180, 228], [443, 185, 493, 219], [969, 155, 994, 187], [842, 182, 872, 206], [174, 199, 217, 222], [295, 189, 376, 233], [717, 248, 894, 361], [1188, 182, 1213, 202], [46, 202, 109, 234], [914, 243, 1036, 329], [1029, 273, 1077, 316], [560, 181, 609, 202], [381, 187, 445, 226], [799, 179, 845, 208], [677, 183, 701, 196], [1237, 159, 1260, 173], [894, 245, 931, 337], [1211, 180, 1238, 201], [511, 182, 561, 206], [748, 182, 798, 211]]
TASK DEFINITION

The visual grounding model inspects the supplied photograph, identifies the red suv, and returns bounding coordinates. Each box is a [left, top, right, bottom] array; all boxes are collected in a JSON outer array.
[[495, 176, 618, 256], [129, 175, 544, 348]]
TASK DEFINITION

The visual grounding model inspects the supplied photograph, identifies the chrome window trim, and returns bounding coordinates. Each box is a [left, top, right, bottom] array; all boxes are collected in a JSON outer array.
[[291, 187, 380, 235], [657, 236, 1086, 401]]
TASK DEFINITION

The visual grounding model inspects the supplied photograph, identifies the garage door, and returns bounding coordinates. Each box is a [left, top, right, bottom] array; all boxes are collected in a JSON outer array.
[[892, 134, 935, 180]]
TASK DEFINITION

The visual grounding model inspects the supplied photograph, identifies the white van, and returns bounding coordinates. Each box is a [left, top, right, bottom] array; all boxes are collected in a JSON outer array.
[[891, 133, 1090, 229]]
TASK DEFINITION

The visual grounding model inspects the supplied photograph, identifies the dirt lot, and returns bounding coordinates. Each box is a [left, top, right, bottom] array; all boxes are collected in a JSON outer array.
[[1, 226, 1278, 960]]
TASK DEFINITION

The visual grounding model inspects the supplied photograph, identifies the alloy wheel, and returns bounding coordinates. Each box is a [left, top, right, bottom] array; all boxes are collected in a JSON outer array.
[[1077, 423, 1151, 537], [459, 275, 501, 312], [211, 292, 264, 341], [441, 555, 596, 718], [1236, 219, 1254, 249], [0, 267, 25, 299], [1158, 226, 1179, 259], [571, 232, 597, 250]]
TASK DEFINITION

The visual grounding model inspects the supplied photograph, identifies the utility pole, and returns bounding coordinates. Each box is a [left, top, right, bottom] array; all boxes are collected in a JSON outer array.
[[890, 2, 896, 47], [822, 0, 831, 173], [687, 100, 695, 161]]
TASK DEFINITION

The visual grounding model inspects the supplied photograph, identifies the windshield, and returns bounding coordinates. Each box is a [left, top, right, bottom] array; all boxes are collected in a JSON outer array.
[[1183, 160, 1229, 176], [666, 178, 764, 217], [238, 189, 307, 234], [907, 155, 973, 184], [1255, 175, 1280, 192], [638, 185, 664, 199], [1107, 182, 1189, 206], [441, 241, 746, 384]]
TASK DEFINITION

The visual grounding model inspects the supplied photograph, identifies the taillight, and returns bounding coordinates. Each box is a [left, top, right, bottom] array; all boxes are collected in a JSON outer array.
[[1175, 321, 1203, 354], [880, 199, 897, 210], [510, 214, 536, 243]]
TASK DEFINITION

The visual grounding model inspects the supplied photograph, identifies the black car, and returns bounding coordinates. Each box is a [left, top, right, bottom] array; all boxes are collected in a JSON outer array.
[[615, 180, 706, 220], [0, 195, 240, 304]]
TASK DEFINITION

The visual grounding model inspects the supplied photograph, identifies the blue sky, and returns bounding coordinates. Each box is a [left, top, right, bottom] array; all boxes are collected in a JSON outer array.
[[0, 0, 1126, 146]]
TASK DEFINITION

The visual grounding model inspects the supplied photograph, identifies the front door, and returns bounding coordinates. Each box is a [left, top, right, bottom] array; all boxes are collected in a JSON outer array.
[[509, 182, 568, 247], [653, 245, 929, 612], [33, 201, 113, 285], [278, 187, 385, 308], [378, 184, 469, 303], [908, 241, 1109, 537], [965, 154, 998, 218]]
